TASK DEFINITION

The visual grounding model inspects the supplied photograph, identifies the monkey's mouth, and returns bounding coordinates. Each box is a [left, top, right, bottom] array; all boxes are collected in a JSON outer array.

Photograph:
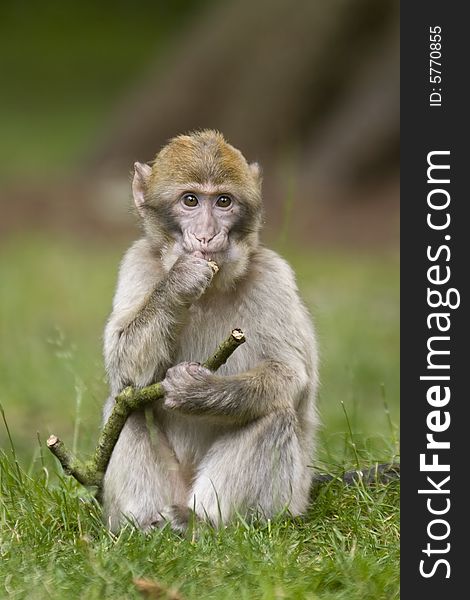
[[187, 247, 228, 263], [197, 250, 224, 263]]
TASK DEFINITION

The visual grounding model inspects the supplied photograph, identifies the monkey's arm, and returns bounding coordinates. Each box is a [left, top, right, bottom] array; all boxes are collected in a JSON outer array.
[[105, 241, 214, 395], [162, 359, 305, 423], [105, 278, 182, 394]]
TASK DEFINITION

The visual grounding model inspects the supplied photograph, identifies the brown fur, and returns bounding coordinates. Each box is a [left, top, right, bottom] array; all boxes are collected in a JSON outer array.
[[151, 130, 256, 186], [147, 131, 261, 209]]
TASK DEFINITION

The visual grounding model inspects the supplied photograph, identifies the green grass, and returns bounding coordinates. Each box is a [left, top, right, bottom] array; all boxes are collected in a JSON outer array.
[[0, 450, 399, 600], [0, 233, 399, 599]]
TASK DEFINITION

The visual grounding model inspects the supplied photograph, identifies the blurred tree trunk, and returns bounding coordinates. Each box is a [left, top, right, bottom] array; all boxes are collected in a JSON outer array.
[[89, 0, 399, 191]]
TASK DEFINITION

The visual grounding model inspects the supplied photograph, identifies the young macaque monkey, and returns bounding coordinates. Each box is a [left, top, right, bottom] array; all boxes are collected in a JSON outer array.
[[102, 130, 318, 532]]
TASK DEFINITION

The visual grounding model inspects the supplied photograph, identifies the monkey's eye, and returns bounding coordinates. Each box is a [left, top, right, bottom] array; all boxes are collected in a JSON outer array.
[[216, 195, 232, 208], [182, 194, 199, 207]]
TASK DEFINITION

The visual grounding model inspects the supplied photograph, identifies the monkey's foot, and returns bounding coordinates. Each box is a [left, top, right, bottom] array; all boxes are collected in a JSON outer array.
[[151, 505, 192, 534]]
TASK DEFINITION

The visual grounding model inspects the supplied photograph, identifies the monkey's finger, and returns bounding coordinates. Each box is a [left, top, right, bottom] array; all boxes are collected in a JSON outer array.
[[186, 362, 211, 378]]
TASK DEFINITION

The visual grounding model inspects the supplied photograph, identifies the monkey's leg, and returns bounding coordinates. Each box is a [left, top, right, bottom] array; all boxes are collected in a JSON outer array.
[[190, 410, 312, 526], [102, 410, 186, 532]]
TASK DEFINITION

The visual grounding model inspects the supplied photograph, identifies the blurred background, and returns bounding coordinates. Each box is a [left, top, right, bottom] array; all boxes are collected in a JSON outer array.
[[0, 0, 399, 468]]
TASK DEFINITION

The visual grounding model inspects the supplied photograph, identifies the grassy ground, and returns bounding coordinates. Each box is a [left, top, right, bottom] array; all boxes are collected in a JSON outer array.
[[0, 233, 399, 599]]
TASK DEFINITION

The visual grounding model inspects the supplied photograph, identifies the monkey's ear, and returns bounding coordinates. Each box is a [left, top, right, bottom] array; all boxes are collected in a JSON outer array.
[[249, 162, 262, 186], [132, 162, 152, 212]]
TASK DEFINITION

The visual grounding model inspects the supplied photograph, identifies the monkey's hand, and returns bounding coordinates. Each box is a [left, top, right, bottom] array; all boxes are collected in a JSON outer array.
[[169, 255, 216, 302], [162, 360, 302, 424], [162, 362, 213, 411]]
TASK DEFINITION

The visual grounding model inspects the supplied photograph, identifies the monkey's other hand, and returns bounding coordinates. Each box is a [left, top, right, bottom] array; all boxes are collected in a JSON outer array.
[[169, 254, 215, 302], [162, 362, 213, 411]]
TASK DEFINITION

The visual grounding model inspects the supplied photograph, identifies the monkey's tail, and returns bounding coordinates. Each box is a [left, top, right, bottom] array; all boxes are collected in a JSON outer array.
[[311, 462, 400, 488]]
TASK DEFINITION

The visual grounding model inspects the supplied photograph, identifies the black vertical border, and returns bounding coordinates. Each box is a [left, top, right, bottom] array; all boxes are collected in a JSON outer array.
[[401, 2, 468, 597]]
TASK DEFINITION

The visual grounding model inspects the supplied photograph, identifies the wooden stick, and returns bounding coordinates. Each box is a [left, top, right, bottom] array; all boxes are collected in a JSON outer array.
[[47, 329, 246, 490], [46, 435, 93, 486]]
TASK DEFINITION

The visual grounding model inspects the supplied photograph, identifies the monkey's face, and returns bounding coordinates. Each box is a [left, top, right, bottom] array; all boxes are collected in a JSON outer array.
[[176, 187, 246, 257], [132, 131, 263, 278], [150, 183, 260, 284]]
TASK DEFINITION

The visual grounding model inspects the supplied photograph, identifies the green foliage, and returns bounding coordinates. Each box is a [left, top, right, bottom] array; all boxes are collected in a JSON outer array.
[[0, 234, 399, 598]]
